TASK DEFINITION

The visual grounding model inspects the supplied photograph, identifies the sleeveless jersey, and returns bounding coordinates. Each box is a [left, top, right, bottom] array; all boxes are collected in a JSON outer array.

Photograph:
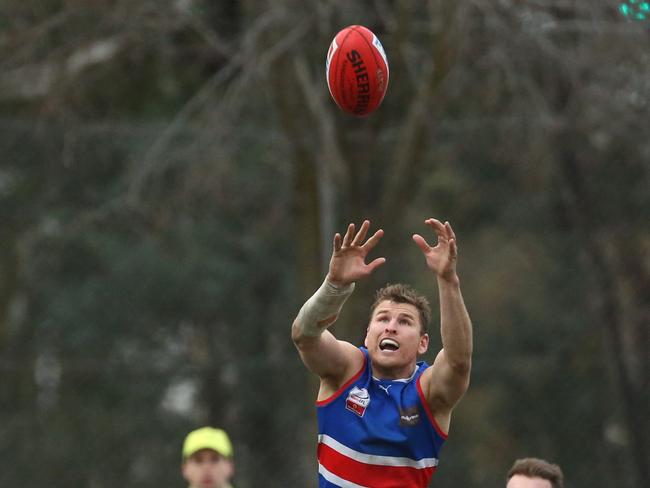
[[316, 347, 448, 488]]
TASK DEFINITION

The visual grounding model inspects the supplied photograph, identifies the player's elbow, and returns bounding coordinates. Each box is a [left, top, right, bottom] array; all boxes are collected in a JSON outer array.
[[291, 320, 316, 349], [291, 320, 305, 347]]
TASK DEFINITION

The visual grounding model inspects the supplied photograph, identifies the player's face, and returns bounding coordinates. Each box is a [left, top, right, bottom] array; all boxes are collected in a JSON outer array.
[[364, 300, 429, 379], [506, 475, 553, 488], [182, 449, 233, 488]]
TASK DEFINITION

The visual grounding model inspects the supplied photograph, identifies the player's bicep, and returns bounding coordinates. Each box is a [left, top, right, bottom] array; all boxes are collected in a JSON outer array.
[[293, 329, 361, 382], [422, 349, 471, 417]]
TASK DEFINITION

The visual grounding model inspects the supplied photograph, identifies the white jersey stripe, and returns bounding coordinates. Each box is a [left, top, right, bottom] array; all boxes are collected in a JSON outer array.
[[318, 434, 439, 469], [318, 463, 370, 488]]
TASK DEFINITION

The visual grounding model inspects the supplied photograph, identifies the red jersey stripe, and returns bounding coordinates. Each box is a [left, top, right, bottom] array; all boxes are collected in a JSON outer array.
[[415, 375, 449, 440], [318, 442, 436, 488]]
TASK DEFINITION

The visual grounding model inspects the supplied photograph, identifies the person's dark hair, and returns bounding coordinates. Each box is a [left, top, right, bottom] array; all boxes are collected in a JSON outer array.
[[507, 458, 564, 488], [370, 283, 431, 335]]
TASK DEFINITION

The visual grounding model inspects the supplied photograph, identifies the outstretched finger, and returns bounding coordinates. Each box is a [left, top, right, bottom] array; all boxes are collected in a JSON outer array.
[[449, 238, 458, 260], [342, 223, 355, 247], [366, 257, 386, 273], [333, 233, 342, 252], [445, 221, 456, 242], [427, 219, 452, 248], [360, 229, 384, 252], [425, 218, 447, 236], [412, 234, 432, 253], [351, 220, 370, 246]]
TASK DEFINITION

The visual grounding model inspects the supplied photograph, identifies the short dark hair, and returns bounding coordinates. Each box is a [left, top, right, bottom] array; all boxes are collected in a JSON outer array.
[[370, 283, 431, 335], [507, 458, 564, 488]]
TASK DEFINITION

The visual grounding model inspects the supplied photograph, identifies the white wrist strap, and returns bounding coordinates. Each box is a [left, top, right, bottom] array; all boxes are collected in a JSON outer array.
[[295, 279, 355, 337]]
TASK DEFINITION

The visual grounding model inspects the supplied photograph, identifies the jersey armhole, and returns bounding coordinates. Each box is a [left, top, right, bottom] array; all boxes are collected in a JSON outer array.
[[316, 349, 366, 407], [416, 375, 449, 440]]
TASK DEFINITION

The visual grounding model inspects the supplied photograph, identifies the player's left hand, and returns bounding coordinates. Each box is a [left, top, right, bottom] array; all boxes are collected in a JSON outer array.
[[412, 218, 458, 282]]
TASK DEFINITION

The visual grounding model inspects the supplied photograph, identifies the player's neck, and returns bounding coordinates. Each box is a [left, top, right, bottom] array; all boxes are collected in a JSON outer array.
[[371, 362, 417, 381]]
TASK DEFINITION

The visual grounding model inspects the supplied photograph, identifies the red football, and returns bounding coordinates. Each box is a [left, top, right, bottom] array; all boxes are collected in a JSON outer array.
[[326, 25, 389, 116]]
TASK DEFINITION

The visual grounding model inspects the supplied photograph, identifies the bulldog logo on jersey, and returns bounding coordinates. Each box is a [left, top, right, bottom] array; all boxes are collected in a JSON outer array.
[[346, 386, 370, 417]]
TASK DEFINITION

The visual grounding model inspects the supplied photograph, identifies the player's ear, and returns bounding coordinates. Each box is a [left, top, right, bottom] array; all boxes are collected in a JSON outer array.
[[364, 326, 370, 348], [418, 334, 429, 355]]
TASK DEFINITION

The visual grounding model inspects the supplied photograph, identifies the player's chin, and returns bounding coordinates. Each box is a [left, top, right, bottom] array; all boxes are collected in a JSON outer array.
[[373, 348, 405, 364]]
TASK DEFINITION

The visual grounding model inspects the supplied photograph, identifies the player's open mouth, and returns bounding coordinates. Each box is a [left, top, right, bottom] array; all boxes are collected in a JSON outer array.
[[379, 338, 400, 351]]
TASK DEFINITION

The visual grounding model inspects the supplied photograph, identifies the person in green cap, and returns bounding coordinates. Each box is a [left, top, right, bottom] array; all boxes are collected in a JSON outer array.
[[181, 427, 235, 488]]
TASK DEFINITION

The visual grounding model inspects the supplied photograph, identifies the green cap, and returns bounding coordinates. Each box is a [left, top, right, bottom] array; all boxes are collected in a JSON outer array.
[[182, 427, 233, 459]]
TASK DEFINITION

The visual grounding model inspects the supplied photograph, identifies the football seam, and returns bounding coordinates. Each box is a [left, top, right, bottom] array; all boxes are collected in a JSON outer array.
[[349, 25, 388, 111], [332, 27, 357, 112]]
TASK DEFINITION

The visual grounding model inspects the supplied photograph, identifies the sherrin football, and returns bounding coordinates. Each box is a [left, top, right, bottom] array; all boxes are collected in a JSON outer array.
[[326, 25, 389, 116]]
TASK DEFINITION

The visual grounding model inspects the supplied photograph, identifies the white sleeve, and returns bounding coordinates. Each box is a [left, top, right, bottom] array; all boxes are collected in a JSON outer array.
[[294, 279, 355, 336]]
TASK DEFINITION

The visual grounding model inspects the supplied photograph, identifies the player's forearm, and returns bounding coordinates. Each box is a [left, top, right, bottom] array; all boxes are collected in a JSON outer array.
[[292, 278, 355, 345], [438, 276, 473, 373]]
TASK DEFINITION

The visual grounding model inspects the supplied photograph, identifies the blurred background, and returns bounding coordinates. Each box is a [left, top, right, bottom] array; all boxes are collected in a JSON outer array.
[[0, 1, 648, 487]]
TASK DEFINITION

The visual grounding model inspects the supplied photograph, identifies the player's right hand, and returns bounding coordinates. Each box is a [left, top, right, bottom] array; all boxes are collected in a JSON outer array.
[[327, 220, 386, 287]]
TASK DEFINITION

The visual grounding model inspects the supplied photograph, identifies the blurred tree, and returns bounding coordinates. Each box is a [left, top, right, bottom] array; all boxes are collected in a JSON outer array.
[[0, 1, 647, 487]]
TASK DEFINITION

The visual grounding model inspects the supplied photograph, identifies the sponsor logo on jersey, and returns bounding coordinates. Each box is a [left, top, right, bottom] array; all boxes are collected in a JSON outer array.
[[378, 384, 392, 395], [399, 406, 421, 426], [346, 386, 370, 417]]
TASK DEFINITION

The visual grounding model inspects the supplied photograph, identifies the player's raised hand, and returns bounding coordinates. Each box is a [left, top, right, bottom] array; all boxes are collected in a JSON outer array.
[[412, 219, 458, 282], [327, 220, 386, 287]]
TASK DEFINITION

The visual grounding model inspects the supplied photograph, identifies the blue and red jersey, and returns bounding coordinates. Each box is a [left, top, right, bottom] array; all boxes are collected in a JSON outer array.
[[316, 347, 448, 488]]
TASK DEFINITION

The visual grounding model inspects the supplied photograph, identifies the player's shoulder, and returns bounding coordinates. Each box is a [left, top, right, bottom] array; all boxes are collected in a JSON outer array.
[[317, 344, 366, 402]]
